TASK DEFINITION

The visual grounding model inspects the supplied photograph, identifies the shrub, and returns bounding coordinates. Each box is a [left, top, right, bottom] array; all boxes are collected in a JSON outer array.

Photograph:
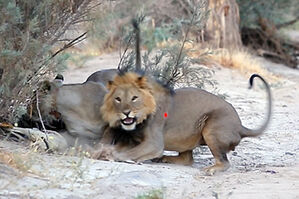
[[0, 0, 94, 122], [90, 0, 213, 89]]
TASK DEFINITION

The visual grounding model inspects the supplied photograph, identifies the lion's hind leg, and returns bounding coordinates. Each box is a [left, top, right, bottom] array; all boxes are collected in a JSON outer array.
[[159, 150, 193, 166], [202, 127, 231, 175]]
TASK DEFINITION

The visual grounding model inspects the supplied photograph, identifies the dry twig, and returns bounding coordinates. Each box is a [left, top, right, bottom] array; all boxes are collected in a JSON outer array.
[[35, 91, 48, 141], [51, 31, 88, 59], [168, 2, 199, 85], [117, 33, 134, 71]]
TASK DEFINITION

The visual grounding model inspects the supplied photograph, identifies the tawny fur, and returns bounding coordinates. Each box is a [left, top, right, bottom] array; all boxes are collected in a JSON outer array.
[[100, 72, 171, 161], [100, 73, 157, 128], [100, 71, 272, 175], [31, 75, 110, 149]]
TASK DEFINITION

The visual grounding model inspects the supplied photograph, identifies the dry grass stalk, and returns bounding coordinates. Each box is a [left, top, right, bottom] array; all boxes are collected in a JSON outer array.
[[0, 150, 33, 173], [206, 49, 279, 81]]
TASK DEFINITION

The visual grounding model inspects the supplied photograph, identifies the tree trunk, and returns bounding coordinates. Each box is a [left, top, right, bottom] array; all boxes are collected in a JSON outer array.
[[205, 0, 242, 49]]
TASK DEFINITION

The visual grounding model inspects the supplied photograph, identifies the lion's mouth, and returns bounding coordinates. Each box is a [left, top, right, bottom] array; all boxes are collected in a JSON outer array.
[[121, 117, 136, 125]]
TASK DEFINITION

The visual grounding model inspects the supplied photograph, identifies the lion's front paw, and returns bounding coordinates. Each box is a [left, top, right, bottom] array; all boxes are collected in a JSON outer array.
[[151, 156, 169, 164], [91, 144, 117, 161], [110, 151, 135, 163]]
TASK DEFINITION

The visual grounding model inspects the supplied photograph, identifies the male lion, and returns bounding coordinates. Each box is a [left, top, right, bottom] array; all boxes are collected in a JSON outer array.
[[100, 72, 272, 175], [100, 72, 172, 160]]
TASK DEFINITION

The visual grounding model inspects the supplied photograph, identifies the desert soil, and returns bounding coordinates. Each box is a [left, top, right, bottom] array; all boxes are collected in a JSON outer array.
[[0, 52, 299, 199]]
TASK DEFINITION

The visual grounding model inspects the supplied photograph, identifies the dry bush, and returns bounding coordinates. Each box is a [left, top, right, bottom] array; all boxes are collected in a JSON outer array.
[[0, 0, 97, 123], [238, 0, 299, 68], [206, 49, 279, 80], [114, 1, 214, 90], [88, 0, 208, 51]]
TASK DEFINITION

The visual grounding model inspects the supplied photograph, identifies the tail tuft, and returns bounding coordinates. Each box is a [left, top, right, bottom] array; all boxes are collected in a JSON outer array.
[[131, 19, 139, 30], [240, 74, 272, 138]]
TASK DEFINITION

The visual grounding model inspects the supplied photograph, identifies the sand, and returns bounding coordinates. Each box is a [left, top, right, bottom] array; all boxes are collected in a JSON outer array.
[[0, 52, 298, 199]]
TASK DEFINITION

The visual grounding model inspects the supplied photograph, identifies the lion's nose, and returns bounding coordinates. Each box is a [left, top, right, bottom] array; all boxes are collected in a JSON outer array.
[[123, 110, 131, 116]]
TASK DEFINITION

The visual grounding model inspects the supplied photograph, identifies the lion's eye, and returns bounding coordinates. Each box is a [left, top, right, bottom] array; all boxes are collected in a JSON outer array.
[[132, 96, 138, 102], [115, 97, 121, 103]]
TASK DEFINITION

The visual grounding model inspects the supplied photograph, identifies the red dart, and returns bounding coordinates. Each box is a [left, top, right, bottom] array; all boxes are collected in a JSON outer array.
[[164, 112, 168, 118]]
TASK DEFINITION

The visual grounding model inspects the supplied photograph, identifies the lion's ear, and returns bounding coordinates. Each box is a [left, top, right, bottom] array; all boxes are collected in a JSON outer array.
[[38, 75, 63, 93], [107, 80, 114, 90], [37, 80, 53, 95], [53, 74, 64, 87], [136, 76, 149, 89]]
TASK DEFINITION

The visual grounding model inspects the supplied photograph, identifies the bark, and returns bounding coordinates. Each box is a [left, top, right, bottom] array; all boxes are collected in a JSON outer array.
[[205, 0, 242, 49]]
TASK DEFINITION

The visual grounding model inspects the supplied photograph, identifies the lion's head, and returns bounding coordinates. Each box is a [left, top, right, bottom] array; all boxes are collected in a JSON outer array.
[[100, 72, 156, 131], [22, 75, 64, 129]]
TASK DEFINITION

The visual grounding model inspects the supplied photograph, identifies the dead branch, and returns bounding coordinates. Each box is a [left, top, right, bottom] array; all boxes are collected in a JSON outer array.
[[277, 15, 299, 29], [257, 49, 286, 61], [117, 33, 134, 71], [7, 127, 68, 151], [241, 27, 298, 68], [51, 31, 87, 59]]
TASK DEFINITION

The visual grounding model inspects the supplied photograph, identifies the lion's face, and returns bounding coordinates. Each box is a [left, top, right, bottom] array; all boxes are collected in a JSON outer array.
[[100, 72, 156, 131], [29, 77, 64, 128]]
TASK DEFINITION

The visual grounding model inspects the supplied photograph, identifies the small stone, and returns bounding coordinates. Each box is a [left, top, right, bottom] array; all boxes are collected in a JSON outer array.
[[265, 170, 277, 174], [285, 152, 294, 156]]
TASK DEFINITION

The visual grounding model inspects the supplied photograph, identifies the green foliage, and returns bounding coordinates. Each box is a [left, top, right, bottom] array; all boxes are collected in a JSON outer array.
[[0, 0, 92, 122], [141, 24, 173, 52], [135, 45, 215, 89], [88, 0, 209, 50], [237, 0, 299, 28], [136, 189, 164, 199], [117, 0, 213, 89]]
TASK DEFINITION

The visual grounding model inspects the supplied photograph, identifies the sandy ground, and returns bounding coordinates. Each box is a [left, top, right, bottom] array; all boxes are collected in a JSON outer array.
[[0, 52, 299, 199]]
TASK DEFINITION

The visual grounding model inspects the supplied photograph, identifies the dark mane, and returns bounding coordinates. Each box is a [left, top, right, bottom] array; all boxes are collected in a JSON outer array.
[[108, 116, 151, 147]]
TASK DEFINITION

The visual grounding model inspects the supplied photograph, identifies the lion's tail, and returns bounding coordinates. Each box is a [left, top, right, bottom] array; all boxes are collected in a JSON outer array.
[[240, 74, 272, 138], [132, 19, 141, 71]]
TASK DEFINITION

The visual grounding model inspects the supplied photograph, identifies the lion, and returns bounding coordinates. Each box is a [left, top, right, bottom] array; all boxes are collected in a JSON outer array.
[[99, 72, 272, 175], [86, 69, 117, 84], [100, 72, 172, 160], [22, 74, 112, 150]]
